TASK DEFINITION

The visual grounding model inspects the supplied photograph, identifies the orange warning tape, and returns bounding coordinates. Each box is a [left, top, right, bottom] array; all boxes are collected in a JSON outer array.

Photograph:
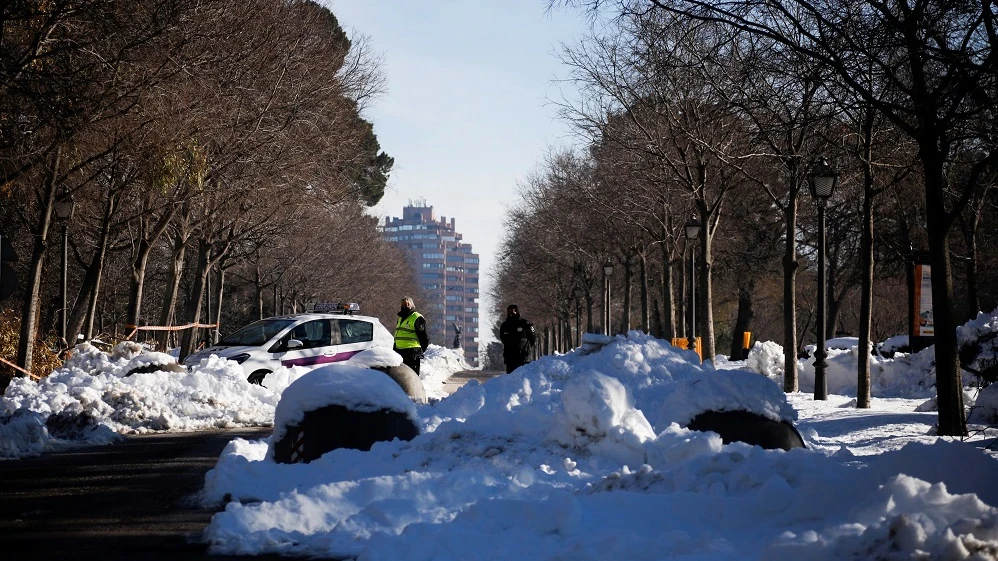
[[122, 322, 218, 340], [0, 355, 42, 381]]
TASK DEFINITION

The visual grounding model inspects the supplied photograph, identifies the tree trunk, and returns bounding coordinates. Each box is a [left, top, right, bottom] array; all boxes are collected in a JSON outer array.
[[125, 207, 177, 330], [679, 247, 688, 340], [827, 294, 842, 338], [68, 221, 108, 342], [620, 257, 632, 334], [699, 211, 716, 362], [178, 240, 212, 361], [662, 241, 677, 340], [639, 250, 649, 333], [729, 281, 755, 360], [857, 112, 875, 409], [67, 192, 119, 346], [923, 154, 966, 437], [157, 231, 188, 350], [254, 264, 266, 320], [273, 283, 279, 316], [212, 266, 225, 344], [125, 238, 152, 330], [585, 293, 594, 334], [964, 212, 980, 322], [15, 148, 61, 376], [782, 195, 800, 392], [652, 296, 663, 338]]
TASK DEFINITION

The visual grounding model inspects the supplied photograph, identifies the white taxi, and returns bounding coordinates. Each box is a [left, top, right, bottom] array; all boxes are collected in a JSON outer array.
[[182, 304, 395, 384]]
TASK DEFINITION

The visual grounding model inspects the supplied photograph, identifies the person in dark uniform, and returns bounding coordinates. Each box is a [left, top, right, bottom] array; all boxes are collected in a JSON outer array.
[[499, 304, 536, 373], [394, 296, 429, 374]]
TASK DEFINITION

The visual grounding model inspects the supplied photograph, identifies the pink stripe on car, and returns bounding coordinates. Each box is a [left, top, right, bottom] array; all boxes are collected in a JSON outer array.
[[281, 350, 362, 367]]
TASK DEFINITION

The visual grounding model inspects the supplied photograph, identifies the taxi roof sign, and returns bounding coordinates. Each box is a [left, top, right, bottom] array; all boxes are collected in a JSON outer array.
[[312, 302, 360, 314]]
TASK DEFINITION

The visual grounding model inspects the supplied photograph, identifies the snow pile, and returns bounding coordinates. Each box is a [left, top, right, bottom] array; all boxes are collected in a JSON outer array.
[[971, 385, 998, 424], [419, 344, 474, 400], [0, 339, 470, 459], [745, 340, 787, 379], [2, 344, 278, 436], [200, 332, 998, 560], [0, 410, 51, 458]]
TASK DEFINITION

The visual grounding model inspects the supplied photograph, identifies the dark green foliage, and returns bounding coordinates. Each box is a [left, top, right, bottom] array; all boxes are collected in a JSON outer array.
[[350, 123, 394, 206]]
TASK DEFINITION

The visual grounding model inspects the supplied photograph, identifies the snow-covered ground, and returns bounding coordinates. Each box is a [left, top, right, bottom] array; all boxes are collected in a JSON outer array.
[[0, 342, 467, 458], [3, 311, 998, 560]]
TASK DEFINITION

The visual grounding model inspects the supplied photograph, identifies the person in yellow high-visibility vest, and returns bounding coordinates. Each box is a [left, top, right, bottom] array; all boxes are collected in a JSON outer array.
[[394, 296, 429, 374]]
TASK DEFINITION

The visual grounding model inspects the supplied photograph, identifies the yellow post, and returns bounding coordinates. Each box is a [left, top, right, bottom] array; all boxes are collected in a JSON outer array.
[[742, 331, 752, 357], [671, 337, 688, 350], [695, 336, 702, 361]]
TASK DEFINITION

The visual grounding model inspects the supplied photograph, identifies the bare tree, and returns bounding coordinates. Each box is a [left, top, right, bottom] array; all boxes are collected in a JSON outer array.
[[557, 0, 997, 435]]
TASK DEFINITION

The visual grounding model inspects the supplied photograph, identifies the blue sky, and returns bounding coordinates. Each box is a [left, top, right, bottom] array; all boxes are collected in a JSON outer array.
[[326, 1, 591, 336]]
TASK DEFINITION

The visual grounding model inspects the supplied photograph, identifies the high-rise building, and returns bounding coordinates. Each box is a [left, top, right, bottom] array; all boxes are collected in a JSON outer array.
[[383, 202, 480, 366]]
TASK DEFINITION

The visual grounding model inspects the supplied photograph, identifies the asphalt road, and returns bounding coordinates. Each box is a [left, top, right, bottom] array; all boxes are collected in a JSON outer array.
[[0, 371, 499, 560], [0, 427, 287, 561]]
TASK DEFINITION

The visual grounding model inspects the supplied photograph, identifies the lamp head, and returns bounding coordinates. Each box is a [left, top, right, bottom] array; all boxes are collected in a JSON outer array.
[[684, 215, 701, 240], [54, 188, 75, 221], [809, 157, 838, 200]]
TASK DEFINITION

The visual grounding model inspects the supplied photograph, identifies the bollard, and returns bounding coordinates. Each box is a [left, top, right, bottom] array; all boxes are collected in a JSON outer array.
[[273, 404, 420, 464], [741, 332, 752, 360], [687, 410, 805, 451]]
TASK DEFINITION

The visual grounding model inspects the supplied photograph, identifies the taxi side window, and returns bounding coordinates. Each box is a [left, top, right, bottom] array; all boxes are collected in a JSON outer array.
[[336, 319, 374, 344], [281, 320, 331, 350]]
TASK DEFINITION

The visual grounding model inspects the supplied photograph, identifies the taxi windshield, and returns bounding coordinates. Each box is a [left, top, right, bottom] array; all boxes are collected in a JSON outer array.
[[218, 319, 296, 346]]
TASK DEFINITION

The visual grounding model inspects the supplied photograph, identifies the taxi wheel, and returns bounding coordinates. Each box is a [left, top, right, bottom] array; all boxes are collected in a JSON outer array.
[[247, 370, 270, 386]]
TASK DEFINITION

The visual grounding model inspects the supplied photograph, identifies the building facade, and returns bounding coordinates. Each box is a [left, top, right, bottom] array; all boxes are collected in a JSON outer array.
[[383, 203, 480, 366]]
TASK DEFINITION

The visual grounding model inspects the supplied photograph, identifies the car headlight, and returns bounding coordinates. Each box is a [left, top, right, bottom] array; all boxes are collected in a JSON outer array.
[[228, 353, 251, 364]]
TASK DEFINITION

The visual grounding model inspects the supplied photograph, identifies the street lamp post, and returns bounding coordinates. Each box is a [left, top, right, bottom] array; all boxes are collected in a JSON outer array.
[[809, 157, 838, 401], [684, 215, 701, 353], [54, 188, 76, 352], [602, 259, 614, 336]]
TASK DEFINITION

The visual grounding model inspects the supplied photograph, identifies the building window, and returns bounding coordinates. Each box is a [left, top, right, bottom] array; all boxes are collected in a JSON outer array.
[[422, 263, 443, 269], [423, 253, 444, 259], [464, 257, 479, 264]]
